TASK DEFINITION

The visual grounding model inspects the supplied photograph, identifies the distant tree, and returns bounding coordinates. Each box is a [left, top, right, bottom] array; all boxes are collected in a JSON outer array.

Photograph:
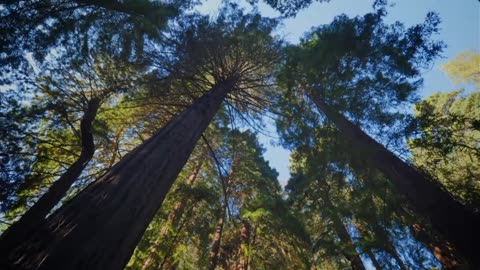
[[441, 51, 480, 89], [248, 0, 330, 17], [0, 0, 185, 67]]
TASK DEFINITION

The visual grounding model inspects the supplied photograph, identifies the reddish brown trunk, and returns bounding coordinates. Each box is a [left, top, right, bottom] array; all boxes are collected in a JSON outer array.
[[0, 98, 100, 248], [308, 93, 480, 267], [411, 223, 466, 269], [238, 220, 251, 270], [0, 80, 234, 270], [209, 208, 226, 270]]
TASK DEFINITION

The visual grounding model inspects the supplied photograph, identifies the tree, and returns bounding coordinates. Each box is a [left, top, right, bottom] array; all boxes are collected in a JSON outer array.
[[125, 117, 309, 270], [279, 113, 441, 269], [0, 0, 186, 220], [248, 0, 330, 17], [0, 6, 280, 269], [0, 54, 143, 244], [441, 51, 480, 89], [409, 91, 480, 207], [277, 6, 480, 266], [0, 0, 185, 67]]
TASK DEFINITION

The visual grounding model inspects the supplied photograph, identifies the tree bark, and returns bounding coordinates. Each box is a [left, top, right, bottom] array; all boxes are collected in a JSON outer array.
[[209, 207, 227, 270], [0, 98, 100, 248], [411, 223, 466, 269], [0, 79, 235, 270], [237, 220, 251, 270], [308, 93, 480, 267]]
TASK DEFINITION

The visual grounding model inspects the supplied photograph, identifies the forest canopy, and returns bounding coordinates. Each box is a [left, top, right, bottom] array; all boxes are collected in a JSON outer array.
[[0, 1, 479, 270]]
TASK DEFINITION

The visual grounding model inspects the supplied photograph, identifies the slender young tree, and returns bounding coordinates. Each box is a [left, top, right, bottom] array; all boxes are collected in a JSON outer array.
[[0, 54, 141, 242]]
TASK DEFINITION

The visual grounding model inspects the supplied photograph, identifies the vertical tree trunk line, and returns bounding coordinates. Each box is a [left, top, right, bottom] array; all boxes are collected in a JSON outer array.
[[308, 92, 480, 268], [353, 222, 383, 270], [209, 178, 231, 270], [321, 189, 366, 270], [209, 208, 226, 270], [157, 205, 194, 270], [141, 160, 204, 270], [0, 97, 101, 250], [0, 79, 236, 270], [237, 220, 251, 270], [364, 249, 382, 270]]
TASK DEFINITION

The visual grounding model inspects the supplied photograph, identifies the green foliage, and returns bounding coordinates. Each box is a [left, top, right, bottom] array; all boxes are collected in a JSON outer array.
[[409, 91, 480, 207], [2, 1, 475, 269], [274, 6, 446, 269], [277, 7, 443, 141], [441, 51, 480, 89], [248, 0, 330, 17], [0, 0, 184, 66]]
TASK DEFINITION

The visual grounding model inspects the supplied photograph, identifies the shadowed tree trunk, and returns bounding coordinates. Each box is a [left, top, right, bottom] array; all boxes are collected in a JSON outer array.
[[308, 92, 480, 267], [237, 220, 251, 270], [0, 79, 236, 270], [209, 201, 227, 270], [321, 189, 366, 270], [364, 249, 382, 270], [411, 222, 466, 269], [0, 97, 100, 247], [353, 222, 382, 270], [334, 218, 365, 270], [141, 160, 203, 270]]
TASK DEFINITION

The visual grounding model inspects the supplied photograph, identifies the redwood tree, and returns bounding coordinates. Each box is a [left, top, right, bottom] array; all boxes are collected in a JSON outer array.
[[277, 7, 479, 267], [0, 7, 280, 270]]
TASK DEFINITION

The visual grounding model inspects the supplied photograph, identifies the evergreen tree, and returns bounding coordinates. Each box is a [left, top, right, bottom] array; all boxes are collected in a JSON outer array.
[[0, 6, 281, 269], [276, 6, 479, 266]]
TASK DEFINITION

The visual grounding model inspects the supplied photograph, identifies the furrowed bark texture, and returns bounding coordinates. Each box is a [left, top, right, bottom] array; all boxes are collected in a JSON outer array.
[[0, 80, 233, 270], [308, 93, 480, 268], [0, 98, 100, 246]]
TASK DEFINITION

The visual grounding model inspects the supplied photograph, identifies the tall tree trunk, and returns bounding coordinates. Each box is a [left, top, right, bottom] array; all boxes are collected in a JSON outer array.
[[141, 160, 203, 270], [322, 191, 366, 270], [364, 248, 382, 270], [333, 217, 365, 270], [238, 220, 251, 270], [308, 93, 480, 267], [353, 222, 382, 270], [209, 207, 227, 270], [0, 79, 235, 270], [411, 222, 465, 269], [387, 247, 407, 270], [0, 98, 100, 247]]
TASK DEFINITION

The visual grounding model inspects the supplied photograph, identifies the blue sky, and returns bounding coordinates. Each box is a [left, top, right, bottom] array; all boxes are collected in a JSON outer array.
[[197, 0, 480, 186]]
